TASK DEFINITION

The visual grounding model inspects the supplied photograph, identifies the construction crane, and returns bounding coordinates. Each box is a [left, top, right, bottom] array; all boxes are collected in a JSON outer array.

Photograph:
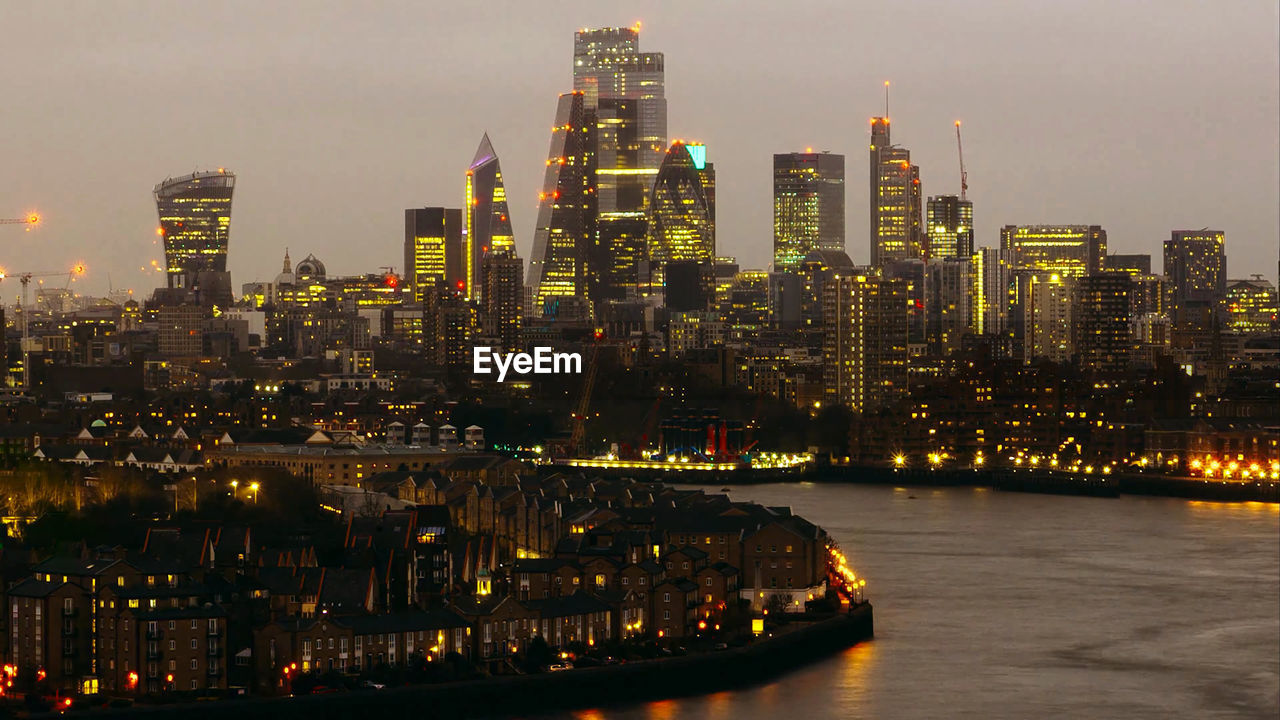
[[0, 264, 86, 308], [569, 341, 602, 456], [955, 120, 968, 201], [0, 264, 86, 390], [0, 213, 40, 230]]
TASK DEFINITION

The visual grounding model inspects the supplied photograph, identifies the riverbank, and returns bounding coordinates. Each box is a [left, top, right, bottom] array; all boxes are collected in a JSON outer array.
[[50, 605, 874, 720], [655, 464, 1277, 503]]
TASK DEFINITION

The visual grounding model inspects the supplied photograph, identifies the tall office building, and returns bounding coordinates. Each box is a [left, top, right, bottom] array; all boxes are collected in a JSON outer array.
[[1164, 230, 1226, 310], [799, 250, 856, 330], [1000, 225, 1107, 278], [592, 98, 650, 304], [823, 273, 909, 412], [773, 152, 846, 272], [647, 141, 715, 293], [404, 207, 463, 301], [573, 26, 667, 170], [154, 169, 235, 307], [1225, 277, 1278, 335], [972, 247, 1011, 337], [1074, 272, 1133, 375], [527, 92, 597, 317], [465, 134, 516, 301], [869, 117, 923, 267], [925, 195, 974, 259]]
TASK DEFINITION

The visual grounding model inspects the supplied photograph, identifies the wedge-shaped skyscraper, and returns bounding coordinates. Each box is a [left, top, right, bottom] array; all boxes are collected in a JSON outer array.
[[526, 92, 597, 317], [465, 133, 516, 301]]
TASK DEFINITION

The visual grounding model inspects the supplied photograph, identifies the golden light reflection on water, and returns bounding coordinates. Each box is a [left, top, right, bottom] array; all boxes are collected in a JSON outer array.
[[571, 710, 606, 720], [644, 698, 677, 720], [1186, 499, 1280, 515]]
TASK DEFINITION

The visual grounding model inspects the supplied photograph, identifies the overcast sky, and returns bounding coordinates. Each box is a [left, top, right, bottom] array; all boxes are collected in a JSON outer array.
[[1, 0, 1276, 298]]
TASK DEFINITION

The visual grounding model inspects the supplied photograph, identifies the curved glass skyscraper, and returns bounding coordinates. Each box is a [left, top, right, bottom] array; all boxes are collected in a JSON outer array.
[[154, 169, 235, 307], [647, 141, 714, 291]]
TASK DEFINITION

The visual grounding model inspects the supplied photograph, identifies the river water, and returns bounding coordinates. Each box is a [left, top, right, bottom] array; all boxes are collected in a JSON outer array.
[[565, 483, 1280, 720]]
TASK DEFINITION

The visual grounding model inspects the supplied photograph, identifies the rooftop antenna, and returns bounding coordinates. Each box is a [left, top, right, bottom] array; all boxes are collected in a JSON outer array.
[[884, 80, 890, 119], [955, 120, 968, 201]]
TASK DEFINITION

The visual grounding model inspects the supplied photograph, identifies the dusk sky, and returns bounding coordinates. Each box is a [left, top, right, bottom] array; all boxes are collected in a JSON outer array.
[[1, 0, 1276, 297]]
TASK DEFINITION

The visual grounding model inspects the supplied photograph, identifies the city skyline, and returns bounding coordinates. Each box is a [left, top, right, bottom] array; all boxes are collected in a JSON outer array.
[[0, 1, 1277, 297]]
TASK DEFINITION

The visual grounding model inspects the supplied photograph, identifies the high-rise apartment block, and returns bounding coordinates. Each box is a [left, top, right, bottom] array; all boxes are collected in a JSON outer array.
[[822, 273, 909, 412], [1074, 272, 1133, 375], [1164, 230, 1226, 310]]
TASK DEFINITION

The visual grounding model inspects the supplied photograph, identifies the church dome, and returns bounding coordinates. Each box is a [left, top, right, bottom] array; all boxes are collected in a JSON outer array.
[[295, 254, 326, 281]]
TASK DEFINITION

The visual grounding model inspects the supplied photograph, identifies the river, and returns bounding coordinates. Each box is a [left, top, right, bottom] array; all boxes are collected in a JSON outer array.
[[562, 483, 1279, 720]]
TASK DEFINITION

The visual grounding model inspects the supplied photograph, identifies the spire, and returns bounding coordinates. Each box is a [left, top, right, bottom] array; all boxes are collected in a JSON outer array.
[[470, 132, 497, 171], [282, 247, 292, 274]]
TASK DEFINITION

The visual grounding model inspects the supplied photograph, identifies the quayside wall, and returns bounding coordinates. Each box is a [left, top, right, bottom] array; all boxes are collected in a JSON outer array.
[[69, 605, 874, 720]]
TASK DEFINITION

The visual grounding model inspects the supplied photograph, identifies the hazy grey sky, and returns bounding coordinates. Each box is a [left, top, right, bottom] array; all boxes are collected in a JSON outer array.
[[1, 0, 1276, 297]]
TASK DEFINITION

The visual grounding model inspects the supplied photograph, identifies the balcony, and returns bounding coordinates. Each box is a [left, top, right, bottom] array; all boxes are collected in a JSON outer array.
[[206, 665, 222, 678], [62, 605, 76, 617], [145, 628, 162, 641], [207, 645, 222, 658], [145, 649, 162, 661], [61, 645, 78, 658]]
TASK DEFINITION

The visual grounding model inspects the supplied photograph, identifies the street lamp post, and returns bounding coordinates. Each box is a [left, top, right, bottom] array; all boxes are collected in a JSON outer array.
[[249, 482, 260, 504], [230, 479, 238, 500]]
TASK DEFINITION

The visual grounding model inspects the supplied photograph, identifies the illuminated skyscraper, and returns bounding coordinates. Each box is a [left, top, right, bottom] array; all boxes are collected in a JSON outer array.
[[154, 169, 235, 307], [925, 195, 973, 259], [1000, 225, 1107, 278], [647, 141, 715, 293], [573, 26, 667, 170], [527, 92, 597, 317], [1164, 230, 1226, 310], [465, 134, 516, 301], [404, 207, 463, 301], [773, 152, 845, 273], [592, 98, 650, 304], [822, 272, 909, 412], [869, 117, 922, 267]]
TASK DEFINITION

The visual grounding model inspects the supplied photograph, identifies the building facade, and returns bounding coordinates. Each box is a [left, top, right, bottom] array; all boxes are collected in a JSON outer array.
[[869, 118, 922, 267], [925, 195, 974, 260], [773, 152, 845, 273], [154, 170, 236, 307]]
